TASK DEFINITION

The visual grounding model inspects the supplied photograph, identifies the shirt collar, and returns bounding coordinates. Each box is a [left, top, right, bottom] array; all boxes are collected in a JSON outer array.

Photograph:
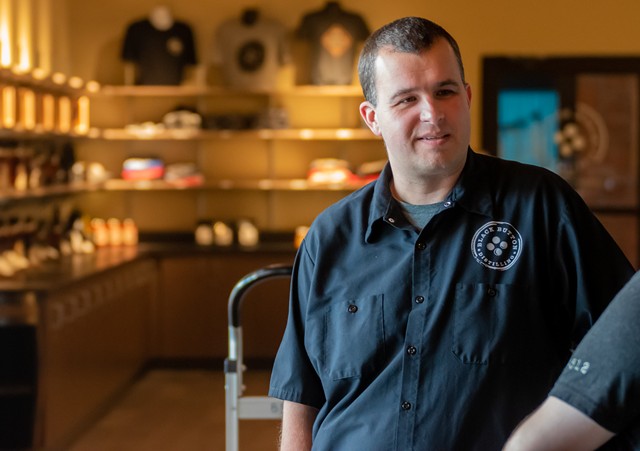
[[448, 148, 495, 217], [365, 148, 495, 243]]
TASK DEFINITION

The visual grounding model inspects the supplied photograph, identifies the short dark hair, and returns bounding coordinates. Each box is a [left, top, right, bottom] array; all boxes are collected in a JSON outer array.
[[357, 16, 465, 106]]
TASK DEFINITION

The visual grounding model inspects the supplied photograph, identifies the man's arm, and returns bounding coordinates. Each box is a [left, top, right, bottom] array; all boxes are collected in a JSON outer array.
[[503, 396, 615, 451], [279, 400, 319, 451]]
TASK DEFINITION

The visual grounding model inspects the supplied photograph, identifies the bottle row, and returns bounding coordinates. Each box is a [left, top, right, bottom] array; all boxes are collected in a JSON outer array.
[[0, 83, 90, 136], [0, 206, 138, 278], [0, 141, 75, 192]]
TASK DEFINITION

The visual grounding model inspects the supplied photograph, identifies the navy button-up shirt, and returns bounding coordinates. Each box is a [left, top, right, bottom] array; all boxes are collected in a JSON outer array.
[[269, 149, 634, 450]]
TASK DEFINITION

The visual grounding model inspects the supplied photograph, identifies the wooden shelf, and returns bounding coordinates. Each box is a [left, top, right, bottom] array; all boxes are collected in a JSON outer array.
[[0, 128, 90, 141], [0, 183, 102, 205], [94, 84, 364, 98], [103, 178, 372, 192], [0, 67, 92, 96], [97, 127, 379, 141], [0, 178, 374, 200]]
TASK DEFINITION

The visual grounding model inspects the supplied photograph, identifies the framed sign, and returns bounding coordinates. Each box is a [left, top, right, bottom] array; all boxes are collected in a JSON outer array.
[[482, 57, 640, 210]]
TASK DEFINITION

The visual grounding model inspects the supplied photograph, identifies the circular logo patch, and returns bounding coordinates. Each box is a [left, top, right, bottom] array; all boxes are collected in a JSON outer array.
[[471, 221, 522, 271], [237, 40, 265, 72], [166, 37, 184, 56]]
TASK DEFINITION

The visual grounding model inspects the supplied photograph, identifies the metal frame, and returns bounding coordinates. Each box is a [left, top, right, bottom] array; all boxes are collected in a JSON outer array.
[[225, 263, 293, 451]]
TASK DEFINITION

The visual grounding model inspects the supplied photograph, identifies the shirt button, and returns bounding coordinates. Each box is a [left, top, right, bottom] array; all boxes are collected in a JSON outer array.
[[487, 287, 497, 297], [347, 304, 358, 313], [407, 346, 417, 355], [401, 401, 412, 411], [443, 201, 453, 208], [388, 217, 396, 224], [416, 242, 426, 250], [415, 295, 424, 304]]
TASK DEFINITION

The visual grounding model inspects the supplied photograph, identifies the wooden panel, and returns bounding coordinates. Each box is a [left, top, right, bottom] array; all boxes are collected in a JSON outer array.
[[156, 253, 294, 359], [37, 259, 157, 449], [156, 256, 217, 358], [596, 213, 639, 268]]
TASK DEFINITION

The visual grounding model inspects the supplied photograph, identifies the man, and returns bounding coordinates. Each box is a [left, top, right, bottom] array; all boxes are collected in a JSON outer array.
[[268, 16, 634, 450], [504, 271, 640, 451]]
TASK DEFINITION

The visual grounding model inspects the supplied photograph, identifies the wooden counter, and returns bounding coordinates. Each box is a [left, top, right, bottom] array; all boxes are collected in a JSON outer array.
[[0, 247, 145, 295], [0, 242, 295, 450]]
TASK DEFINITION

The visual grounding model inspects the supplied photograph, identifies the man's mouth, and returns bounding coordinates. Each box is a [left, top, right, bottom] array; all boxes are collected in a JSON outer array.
[[419, 133, 449, 141]]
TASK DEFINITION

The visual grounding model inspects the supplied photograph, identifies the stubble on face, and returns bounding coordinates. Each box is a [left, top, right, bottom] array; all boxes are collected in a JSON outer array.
[[371, 41, 471, 202]]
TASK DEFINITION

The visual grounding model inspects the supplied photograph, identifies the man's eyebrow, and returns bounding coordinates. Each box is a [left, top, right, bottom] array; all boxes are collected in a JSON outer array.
[[388, 87, 415, 102], [388, 79, 462, 102], [437, 78, 462, 88]]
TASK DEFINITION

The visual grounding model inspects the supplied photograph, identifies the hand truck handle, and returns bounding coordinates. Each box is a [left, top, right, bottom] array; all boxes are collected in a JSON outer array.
[[227, 263, 293, 328]]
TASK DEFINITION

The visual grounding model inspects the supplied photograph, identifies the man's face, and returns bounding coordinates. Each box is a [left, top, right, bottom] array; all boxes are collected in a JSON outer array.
[[360, 39, 472, 185]]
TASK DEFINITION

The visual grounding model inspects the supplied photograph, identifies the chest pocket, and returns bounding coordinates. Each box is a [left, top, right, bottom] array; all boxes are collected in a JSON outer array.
[[452, 283, 546, 365], [322, 294, 385, 380]]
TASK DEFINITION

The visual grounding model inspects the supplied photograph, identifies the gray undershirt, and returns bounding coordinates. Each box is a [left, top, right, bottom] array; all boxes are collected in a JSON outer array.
[[398, 200, 446, 231]]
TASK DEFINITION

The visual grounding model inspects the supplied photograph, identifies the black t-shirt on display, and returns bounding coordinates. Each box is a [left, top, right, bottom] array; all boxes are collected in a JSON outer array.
[[296, 2, 369, 85], [122, 19, 197, 85]]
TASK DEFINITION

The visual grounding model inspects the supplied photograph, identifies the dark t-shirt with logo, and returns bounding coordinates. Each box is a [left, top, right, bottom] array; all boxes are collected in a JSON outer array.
[[214, 17, 289, 90], [296, 4, 369, 85], [122, 19, 197, 85], [550, 269, 640, 450]]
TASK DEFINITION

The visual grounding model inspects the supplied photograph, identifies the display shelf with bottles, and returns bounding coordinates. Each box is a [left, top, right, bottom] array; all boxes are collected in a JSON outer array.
[[0, 68, 93, 138], [0, 66, 97, 204], [0, 67, 108, 280], [0, 182, 102, 205]]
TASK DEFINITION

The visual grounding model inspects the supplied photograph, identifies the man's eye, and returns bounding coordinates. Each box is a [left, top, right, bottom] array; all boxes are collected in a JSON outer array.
[[398, 96, 416, 104], [437, 89, 455, 97]]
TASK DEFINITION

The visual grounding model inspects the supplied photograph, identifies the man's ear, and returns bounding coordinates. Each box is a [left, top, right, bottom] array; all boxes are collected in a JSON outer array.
[[359, 101, 381, 136]]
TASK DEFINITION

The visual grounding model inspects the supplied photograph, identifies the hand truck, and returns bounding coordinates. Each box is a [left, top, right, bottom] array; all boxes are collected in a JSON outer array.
[[225, 263, 293, 451]]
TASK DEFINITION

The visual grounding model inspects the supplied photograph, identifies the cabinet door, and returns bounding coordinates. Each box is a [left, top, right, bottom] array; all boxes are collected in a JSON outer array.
[[39, 259, 156, 449], [156, 253, 294, 360], [156, 256, 218, 359]]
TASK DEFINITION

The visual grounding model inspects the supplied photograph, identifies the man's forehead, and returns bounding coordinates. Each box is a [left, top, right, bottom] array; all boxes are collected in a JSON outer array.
[[374, 40, 462, 83]]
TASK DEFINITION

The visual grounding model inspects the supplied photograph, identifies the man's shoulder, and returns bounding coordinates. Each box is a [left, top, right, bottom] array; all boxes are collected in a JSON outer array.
[[473, 152, 572, 190], [305, 180, 379, 240], [318, 180, 377, 218]]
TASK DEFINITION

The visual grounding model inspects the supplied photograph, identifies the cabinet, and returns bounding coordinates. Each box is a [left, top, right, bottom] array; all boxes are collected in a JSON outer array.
[[75, 85, 386, 233], [36, 256, 157, 449], [0, 321, 36, 449], [155, 251, 294, 362]]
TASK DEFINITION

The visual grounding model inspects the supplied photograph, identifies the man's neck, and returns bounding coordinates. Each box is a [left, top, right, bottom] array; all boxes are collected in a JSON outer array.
[[390, 173, 459, 205]]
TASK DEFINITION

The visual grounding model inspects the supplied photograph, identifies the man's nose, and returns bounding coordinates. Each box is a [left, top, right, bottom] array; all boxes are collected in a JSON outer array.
[[419, 99, 442, 123]]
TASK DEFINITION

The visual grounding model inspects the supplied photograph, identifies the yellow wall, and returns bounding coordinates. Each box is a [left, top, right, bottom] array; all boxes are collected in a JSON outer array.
[[66, 0, 640, 148]]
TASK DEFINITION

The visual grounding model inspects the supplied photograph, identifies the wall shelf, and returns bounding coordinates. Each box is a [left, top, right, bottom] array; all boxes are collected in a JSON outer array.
[[0, 67, 93, 96], [0, 177, 374, 205], [94, 84, 364, 98], [75, 82, 385, 232], [0, 183, 102, 205], [0, 129, 89, 141], [103, 178, 372, 192], [97, 127, 379, 141]]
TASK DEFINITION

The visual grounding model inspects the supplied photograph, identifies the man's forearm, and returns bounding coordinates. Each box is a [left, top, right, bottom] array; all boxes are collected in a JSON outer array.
[[279, 400, 319, 451], [503, 396, 615, 451]]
